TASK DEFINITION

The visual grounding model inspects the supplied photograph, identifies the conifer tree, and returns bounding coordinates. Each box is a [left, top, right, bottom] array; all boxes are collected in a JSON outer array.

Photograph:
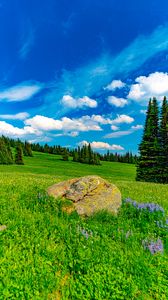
[[24, 141, 33, 157], [158, 96, 168, 183], [62, 148, 69, 161], [84, 144, 89, 164], [136, 98, 160, 182], [93, 153, 101, 165], [0, 137, 13, 164], [15, 143, 24, 165], [73, 149, 79, 162], [6, 140, 13, 163], [136, 99, 152, 181], [72, 144, 101, 165], [149, 97, 160, 181]]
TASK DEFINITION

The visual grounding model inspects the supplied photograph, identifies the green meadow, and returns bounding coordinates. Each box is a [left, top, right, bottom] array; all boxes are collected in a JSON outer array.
[[0, 152, 168, 299]]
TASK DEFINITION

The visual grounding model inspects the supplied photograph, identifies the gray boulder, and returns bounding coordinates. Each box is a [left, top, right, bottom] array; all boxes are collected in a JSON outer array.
[[47, 175, 121, 216]]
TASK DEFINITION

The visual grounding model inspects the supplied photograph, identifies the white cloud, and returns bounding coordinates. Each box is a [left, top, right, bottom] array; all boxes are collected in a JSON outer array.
[[69, 131, 79, 137], [105, 80, 126, 91], [0, 121, 25, 136], [78, 140, 124, 151], [0, 113, 140, 143], [25, 115, 102, 132], [61, 95, 97, 109], [0, 121, 41, 137], [105, 130, 133, 138], [58, 116, 102, 131], [111, 114, 134, 124], [78, 114, 133, 126], [105, 123, 143, 138], [28, 137, 52, 144], [78, 96, 97, 108], [131, 125, 143, 130], [43, 25, 168, 116], [54, 131, 79, 137], [87, 114, 112, 125], [61, 95, 76, 108], [25, 115, 62, 131], [107, 96, 128, 107], [128, 72, 168, 102], [76, 114, 134, 127], [111, 125, 119, 131], [0, 112, 30, 120], [78, 115, 112, 126], [0, 81, 43, 102]]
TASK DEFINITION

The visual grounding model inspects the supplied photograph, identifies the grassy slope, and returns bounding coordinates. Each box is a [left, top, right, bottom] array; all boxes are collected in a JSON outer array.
[[0, 151, 168, 210], [0, 152, 168, 299]]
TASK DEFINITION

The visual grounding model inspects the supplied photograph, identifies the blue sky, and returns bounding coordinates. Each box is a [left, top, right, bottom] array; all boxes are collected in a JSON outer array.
[[1, 0, 168, 153]]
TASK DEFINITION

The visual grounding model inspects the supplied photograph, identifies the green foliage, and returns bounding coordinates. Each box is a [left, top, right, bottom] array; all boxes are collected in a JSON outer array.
[[31, 142, 70, 156], [24, 141, 33, 157], [73, 144, 101, 165], [0, 136, 34, 165], [0, 171, 168, 298], [158, 96, 168, 183], [15, 143, 24, 165], [62, 148, 69, 161], [137, 98, 160, 182], [0, 152, 168, 298], [102, 150, 137, 164], [136, 97, 168, 183], [0, 136, 13, 164], [3, 136, 137, 168]]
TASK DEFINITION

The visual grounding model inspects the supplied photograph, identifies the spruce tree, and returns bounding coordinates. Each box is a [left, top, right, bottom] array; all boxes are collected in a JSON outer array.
[[84, 144, 89, 164], [136, 99, 152, 181], [149, 97, 160, 181], [62, 148, 69, 161], [0, 137, 9, 164], [6, 141, 13, 164], [136, 98, 160, 182], [158, 96, 168, 183], [71, 144, 101, 165], [24, 141, 33, 157], [73, 149, 79, 162], [15, 143, 24, 165], [93, 153, 101, 165], [0, 137, 13, 164]]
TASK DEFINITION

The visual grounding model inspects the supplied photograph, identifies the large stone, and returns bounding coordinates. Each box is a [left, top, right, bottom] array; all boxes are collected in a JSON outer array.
[[47, 175, 121, 216]]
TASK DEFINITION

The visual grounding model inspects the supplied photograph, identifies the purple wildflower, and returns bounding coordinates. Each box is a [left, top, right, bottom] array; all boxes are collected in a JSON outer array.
[[137, 203, 146, 210], [143, 239, 164, 255], [155, 219, 168, 229], [124, 198, 133, 204], [78, 227, 93, 239], [133, 201, 137, 208], [124, 198, 165, 214]]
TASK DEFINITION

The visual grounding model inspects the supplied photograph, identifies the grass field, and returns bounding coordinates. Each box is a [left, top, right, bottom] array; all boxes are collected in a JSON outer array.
[[0, 152, 168, 299]]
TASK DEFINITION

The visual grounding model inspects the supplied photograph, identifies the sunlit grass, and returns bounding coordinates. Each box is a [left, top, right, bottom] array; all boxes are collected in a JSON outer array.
[[0, 152, 168, 299]]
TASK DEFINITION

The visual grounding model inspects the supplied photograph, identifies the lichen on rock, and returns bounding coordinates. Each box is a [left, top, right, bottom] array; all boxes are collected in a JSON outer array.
[[47, 175, 121, 216]]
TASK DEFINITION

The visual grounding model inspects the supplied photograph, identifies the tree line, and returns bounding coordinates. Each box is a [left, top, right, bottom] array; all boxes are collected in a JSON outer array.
[[72, 144, 101, 165], [44, 145, 137, 165], [101, 151, 137, 164], [136, 97, 168, 184], [0, 136, 33, 165], [0, 135, 138, 166], [31, 142, 69, 155]]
